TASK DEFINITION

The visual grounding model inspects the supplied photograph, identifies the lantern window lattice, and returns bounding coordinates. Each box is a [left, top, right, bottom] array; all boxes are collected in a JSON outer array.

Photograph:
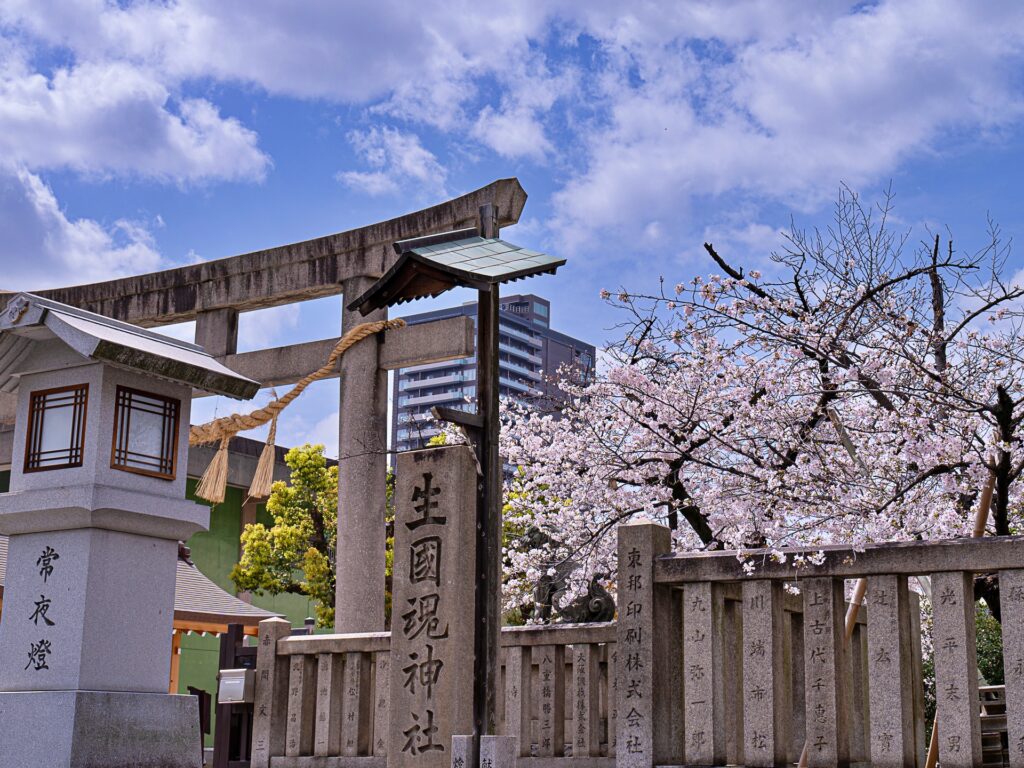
[[24, 383, 89, 472], [110, 385, 180, 480]]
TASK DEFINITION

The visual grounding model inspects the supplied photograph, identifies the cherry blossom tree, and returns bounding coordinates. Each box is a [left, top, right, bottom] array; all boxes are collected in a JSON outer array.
[[501, 188, 1024, 617]]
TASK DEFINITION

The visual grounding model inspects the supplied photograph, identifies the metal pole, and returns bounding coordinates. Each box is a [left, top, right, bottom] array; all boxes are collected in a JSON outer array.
[[471, 204, 502, 762]]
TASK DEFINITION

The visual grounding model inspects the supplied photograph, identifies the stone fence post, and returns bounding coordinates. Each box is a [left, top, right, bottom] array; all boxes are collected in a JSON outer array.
[[251, 617, 293, 768], [616, 521, 682, 767]]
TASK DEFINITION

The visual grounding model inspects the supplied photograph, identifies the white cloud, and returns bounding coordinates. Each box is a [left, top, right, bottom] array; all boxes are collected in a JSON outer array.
[[337, 126, 447, 198], [551, 0, 1024, 252], [2, 0, 1024, 273], [305, 410, 340, 459], [237, 304, 302, 353], [0, 1, 549, 115], [472, 105, 552, 161], [0, 167, 162, 289], [0, 52, 270, 183]]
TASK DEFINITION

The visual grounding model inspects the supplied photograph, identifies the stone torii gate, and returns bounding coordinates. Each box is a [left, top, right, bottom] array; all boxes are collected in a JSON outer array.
[[0, 178, 528, 634]]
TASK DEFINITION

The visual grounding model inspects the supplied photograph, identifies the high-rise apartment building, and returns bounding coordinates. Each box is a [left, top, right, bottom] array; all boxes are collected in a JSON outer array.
[[391, 294, 595, 452]]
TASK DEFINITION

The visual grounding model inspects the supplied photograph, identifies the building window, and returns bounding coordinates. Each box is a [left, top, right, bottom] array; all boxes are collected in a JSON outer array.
[[24, 383, 89, 473], [110, 386, 180, 480]]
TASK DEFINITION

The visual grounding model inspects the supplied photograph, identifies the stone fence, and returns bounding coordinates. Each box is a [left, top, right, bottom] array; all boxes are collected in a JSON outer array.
[[622, 522, 1024, 768], [250, 525, 1024, 768], [249, 621, 618, 768]]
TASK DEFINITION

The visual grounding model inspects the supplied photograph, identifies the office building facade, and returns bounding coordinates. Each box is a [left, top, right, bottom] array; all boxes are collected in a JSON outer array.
[[392, 294, 595, 452]]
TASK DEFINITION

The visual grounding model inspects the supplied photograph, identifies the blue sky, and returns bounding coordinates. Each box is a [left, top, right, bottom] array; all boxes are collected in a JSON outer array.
[[3, 0, 1024, 454]]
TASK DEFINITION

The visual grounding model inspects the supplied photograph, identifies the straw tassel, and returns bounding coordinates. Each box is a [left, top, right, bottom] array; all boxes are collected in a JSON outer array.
[[248, 415, 278, 500], [195, 436, 230, 504]]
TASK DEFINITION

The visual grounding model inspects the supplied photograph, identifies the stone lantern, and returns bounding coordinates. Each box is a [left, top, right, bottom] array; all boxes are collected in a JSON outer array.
[[0, 293, 258, 768]]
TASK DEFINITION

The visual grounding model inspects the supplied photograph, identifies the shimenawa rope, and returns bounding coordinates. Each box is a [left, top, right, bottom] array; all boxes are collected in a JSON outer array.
[[189, 317, 406, 503]]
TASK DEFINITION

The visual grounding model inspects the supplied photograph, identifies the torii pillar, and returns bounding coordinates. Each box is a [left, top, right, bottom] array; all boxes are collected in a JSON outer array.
[[335, 277, 389, 633]]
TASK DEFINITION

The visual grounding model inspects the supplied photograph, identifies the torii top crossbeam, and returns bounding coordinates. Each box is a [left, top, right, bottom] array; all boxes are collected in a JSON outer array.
[[7, 179, 527, 327]]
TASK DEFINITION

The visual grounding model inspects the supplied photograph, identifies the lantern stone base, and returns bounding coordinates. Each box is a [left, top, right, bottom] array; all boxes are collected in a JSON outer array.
[[0, 689, 202, 768]]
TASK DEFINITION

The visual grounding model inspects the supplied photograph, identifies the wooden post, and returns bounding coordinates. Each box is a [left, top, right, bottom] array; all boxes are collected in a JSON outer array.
[[169, 629, 182, 694], [213, 623, 244, 768], [473, 203, 502, 751]]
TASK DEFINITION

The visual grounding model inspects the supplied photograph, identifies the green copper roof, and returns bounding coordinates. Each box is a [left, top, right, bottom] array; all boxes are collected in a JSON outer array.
[[408, 236, 564, 279], [348, 230, 566, 314]]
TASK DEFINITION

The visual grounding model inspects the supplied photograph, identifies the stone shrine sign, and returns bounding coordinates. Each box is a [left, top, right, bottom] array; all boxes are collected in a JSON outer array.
[[389, 445, 476, 767]]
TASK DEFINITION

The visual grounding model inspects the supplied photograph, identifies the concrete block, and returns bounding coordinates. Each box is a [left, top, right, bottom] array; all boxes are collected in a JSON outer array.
[[616, 521, 681, 768], [741, 580, 791, 767], [0, 689, 201, 768], [450, 735, 473, 768], [866, 575, 916, 767], [1001, 569, 1024, 767], [481, 735, 518, 768], [931, 571, 982, 767], [802, 577, 849, 768]]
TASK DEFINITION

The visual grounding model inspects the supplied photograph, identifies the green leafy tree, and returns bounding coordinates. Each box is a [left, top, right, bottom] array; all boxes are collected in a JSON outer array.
[[232, 444, 339, 627], [231, 443, 395, 628]]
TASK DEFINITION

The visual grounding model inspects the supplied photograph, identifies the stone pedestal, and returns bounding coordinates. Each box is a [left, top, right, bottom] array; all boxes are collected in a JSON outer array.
[[0, 504, 205, 768], [0, 690, 201, 768], [0, 372, 207, 768], [0, 528, 177, 693]]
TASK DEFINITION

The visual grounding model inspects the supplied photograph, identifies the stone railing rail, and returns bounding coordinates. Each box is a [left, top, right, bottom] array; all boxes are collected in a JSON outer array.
[[251, 620, 620, 768], [620, 522, 1024, 768], [251, 620, 391, 768]]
